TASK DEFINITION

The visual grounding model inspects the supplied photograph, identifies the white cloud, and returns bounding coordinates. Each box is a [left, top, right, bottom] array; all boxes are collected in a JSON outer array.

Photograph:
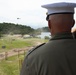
[[0, 0, 76, 28]]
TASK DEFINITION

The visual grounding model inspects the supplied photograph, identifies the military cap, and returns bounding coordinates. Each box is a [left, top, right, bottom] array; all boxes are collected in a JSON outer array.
[[41, 2, 76, 20]]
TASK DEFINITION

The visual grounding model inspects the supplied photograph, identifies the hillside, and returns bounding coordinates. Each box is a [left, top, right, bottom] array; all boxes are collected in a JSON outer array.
[[0, 23, 34, 35]]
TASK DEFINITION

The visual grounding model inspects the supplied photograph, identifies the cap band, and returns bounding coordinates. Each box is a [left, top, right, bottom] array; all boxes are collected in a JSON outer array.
[[46, 12, 74, 21]]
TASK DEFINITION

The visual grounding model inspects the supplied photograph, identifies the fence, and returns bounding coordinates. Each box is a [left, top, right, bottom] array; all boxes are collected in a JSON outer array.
[[0, 47, 33, 60], [0, 47, 34, 74]]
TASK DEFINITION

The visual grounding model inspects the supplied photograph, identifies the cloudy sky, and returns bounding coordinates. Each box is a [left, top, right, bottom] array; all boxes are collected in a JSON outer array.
[[0, 0, 76, 29]]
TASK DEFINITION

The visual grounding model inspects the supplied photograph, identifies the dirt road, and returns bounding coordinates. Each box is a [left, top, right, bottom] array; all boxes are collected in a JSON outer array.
[[0, 42, 42, 60]]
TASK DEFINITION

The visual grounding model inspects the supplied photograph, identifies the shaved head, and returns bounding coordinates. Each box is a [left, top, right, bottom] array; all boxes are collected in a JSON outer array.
[[48, 14, 75, 35]]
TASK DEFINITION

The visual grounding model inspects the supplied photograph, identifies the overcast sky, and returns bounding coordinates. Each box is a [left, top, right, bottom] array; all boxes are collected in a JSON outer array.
[[0, 0, 76, 29]]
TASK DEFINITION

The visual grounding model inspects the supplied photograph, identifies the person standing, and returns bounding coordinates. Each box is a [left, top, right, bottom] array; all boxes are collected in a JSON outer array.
[[20, 2, 76, 75]]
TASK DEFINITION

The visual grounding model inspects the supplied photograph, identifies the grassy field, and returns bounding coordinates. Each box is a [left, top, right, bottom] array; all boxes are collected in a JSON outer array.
[[0, 54, 24, 75], [0, 35, 49, 75], [0, 35, 48, 53]]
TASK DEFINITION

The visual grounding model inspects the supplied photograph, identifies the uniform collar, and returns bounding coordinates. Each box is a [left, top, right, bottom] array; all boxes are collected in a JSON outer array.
[[50, 32, 73, 40]]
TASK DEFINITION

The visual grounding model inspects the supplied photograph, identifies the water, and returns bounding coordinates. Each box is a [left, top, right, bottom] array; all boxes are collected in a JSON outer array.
[[38, 32, 51, 39]]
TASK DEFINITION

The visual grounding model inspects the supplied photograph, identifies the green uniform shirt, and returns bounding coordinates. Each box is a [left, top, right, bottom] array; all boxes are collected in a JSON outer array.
[[20, 32, 76, 75]]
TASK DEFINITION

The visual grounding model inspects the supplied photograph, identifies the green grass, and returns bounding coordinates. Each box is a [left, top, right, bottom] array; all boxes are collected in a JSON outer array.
[[0, 60, 19, 75], [0, 38, 32, 49], [0, 54, 25, 75], [0, 35, 49, 75], [0, 36, 48, 53]]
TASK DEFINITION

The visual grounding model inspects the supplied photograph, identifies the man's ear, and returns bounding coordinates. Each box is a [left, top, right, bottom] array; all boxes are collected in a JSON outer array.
[[48, 20, 51, 29]]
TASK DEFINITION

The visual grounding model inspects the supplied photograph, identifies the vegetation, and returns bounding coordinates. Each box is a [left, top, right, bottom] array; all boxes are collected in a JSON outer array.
[[44, 36, 50, 39], [0, 22, 49, 38], [42, 27, 50, 32], [0, 54, 24, 75], [0, 22, 34, 36], [0, 35, 47, 53], [0, 37, 48, 75], [0, 22, 49, 75]]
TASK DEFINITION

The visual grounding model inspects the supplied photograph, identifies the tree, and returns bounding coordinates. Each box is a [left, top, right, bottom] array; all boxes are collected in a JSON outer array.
[[0, 23, 35, 35]]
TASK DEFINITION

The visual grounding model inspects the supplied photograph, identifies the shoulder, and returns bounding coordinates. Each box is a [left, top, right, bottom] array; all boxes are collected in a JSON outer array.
[[26, 43, 45, 57]]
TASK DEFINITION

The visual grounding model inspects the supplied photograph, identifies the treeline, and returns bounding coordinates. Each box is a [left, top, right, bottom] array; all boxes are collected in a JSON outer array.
[[0, 23, 34, 35], [37, 27, 50, 32], [0, 22, 49, 37], [42, 27, 50, 32]]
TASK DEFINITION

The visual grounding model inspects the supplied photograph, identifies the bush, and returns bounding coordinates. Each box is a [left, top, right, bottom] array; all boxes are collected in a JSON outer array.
[[44, 36, 50, 39]]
